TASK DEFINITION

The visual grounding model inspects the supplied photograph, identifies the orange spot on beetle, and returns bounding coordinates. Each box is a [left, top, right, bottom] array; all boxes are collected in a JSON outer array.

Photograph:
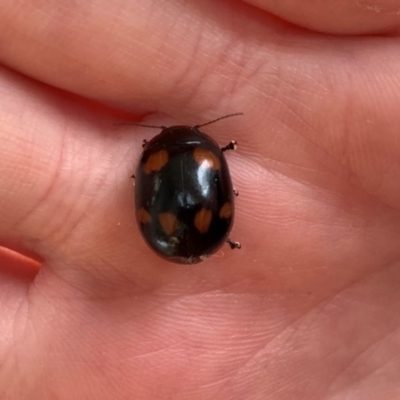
[[193, 148, 221, 170], [138, 207, 151, 224], [219, 202, 232, 219], [158, 213, 179, 235], [143, 149, 169, 174], [194, 209, 212, 234]]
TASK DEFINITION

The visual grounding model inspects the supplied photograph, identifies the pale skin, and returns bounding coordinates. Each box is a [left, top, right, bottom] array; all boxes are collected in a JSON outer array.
[[1, 0, 400, 399]]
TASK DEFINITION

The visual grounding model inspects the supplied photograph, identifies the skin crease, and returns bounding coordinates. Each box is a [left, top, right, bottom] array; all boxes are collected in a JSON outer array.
[[0, 0, 400, 398]]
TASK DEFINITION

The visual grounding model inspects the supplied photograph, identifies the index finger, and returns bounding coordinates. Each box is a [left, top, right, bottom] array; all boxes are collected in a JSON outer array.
[[0, 0, 249, 110]]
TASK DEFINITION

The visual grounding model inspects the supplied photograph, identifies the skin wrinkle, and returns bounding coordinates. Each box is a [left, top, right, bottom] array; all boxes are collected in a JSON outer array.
[[171, 38, 210, 110], [0, 319, 21, 397], [47, 161, 101, 250], [272, 49, 396, 177], [187, 20, 259, 111], [13, 315, 39, 394], [337, 92, 352, 187], [237, 255, 400, 380], [10, 143, 64, 244], [266, 109, 347, 177], [134, 5, 205, 108], [277, 98, 334, 159], [57, 331, 170, 361], [10, 295, 30, 368], [351, 168, 400, 217], [325, 312, 399, 399], [326, 328, 400, 398], [152, 299, 267, 364], [157, 271, 262, 298], [275, 70, 329, 101], [39, 129, 129, 261], [126, 345, 173, 361], [62, 255, 150, 300], [198, 375, 232, 390], [289, 63, 331, 96], [249, 71, 400, 213], [214, 40, 265, 103], [25, 132, 73, 250], [196, 299, 334, 393], [146, 35, 201, 112], [265, 157, 340, 181], [266, 66, 352, 178]]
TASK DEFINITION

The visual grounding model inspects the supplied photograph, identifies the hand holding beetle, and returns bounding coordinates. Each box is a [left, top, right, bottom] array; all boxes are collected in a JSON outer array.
[[1, 1, 400, 399]]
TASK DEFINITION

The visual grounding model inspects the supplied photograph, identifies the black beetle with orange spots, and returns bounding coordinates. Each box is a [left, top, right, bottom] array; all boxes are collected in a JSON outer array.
[[132, 114, 241, 264]]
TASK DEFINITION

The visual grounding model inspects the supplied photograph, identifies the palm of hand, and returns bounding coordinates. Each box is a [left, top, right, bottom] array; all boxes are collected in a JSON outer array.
[[1, 1, 400, 399]]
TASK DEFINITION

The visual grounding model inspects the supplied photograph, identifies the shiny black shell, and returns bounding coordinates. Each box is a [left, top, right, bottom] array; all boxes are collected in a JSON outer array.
[[135, 126, 234, 264]]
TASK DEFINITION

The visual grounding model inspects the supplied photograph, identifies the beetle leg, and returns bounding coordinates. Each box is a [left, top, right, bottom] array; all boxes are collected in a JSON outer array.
[[233, 188, 239, 197], [142, 139, 148, 148], [130, 174, 135, 179], [226, 239, 241, 250], [221, 140, 237, 152]]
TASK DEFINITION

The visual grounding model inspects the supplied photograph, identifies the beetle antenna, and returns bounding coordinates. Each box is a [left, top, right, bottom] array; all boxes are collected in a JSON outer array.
[[114, 122, 166, 129], [195, 113, 243, 129], [115, 113, 243, 129]]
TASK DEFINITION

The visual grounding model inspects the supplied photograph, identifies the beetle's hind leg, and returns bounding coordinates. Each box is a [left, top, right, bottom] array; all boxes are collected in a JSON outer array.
[[226, 239, 241, 250], [221, 140, 237, 152]]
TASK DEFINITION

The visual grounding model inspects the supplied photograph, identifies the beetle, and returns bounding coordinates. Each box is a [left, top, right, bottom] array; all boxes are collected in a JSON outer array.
[[129, 114, 241, 264]]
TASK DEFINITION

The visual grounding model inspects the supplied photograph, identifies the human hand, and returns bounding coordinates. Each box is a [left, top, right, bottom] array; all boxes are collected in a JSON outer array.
[[1, 1, 400, 399]]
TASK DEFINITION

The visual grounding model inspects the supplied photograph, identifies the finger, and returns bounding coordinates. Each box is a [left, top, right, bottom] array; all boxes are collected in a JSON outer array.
[[0, 68, 135, 263], [244, 0, 400, 34], [0, 0, 251, 110], [0, 0, 399, 113]]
